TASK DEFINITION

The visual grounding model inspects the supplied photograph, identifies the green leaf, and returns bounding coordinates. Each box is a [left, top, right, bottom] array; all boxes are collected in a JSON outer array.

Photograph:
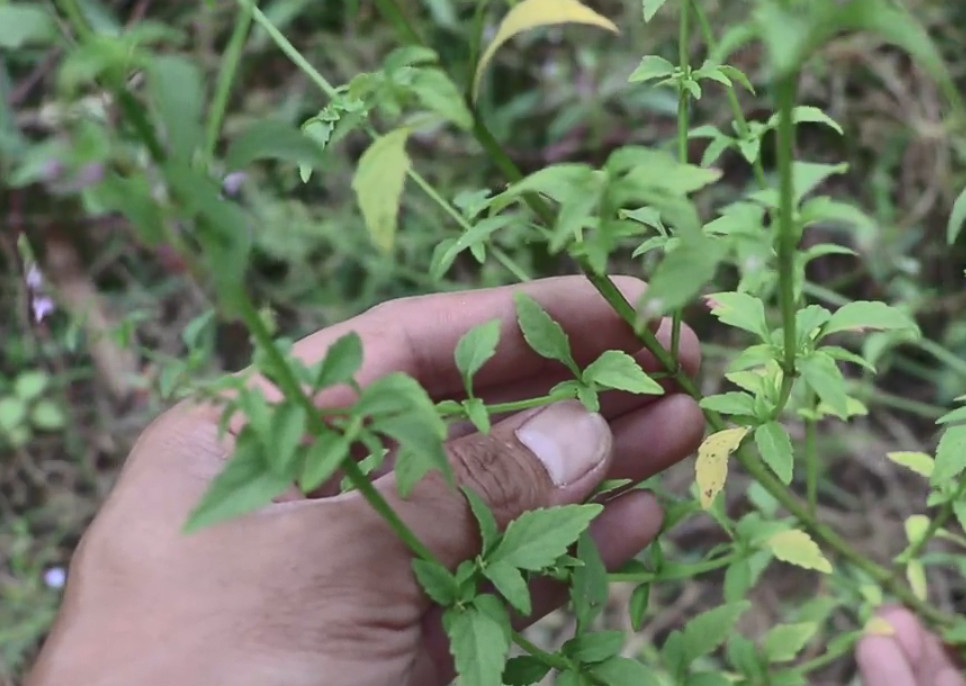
[[413, 558, 459, 606], [799, 352, 849, 419], [483, 561, 531, 615], [14, 371, 48, 401], [764, 622, 818, 663], [298, 430, 351, 492], [588, 655, 661, 686], [502, 656, 552, 686], [0, 4, 56, 49], [706, 292, 770, 340], [465, 397, 491, 434], [351, 128, 412, 253], [886, 451, 934, 479], [445, 603, 511, 686], [563, 631, 625, 665], [409, 68, 473, 130], [455, 319, 502, 392], [641, 237, 727, 315], [571, 532, 609, 632], [378, 413, 450, 497], [488, 504, 603, 571], [315, 332, 363, 389], [719, 65, 755, 93], [582, 350, 664, 395], [822, 301, 919, 338], [463, 486, 500, 554], [225, 119, 329, 172], [767, 106, 843, 135], [949, 187, 966, 244], [266, 403, 307, 474], [629, 55, 675, 83], [513, 293, 578, 373], [795, 305, 832, 348], [0, 396, 27, 432], [755, 422, 794, 485], [682, 601, 752, 661], [700, 392, 756, 416], [642, 0, 669, 22], [147, 55, 205, 159], [629, 583, 651, 630], [472, 0, 618, 100], [765, 529, 833, 573], [30, 399, 66, 431], [184, 436, 291, 533], [932, 425, 966, 486]]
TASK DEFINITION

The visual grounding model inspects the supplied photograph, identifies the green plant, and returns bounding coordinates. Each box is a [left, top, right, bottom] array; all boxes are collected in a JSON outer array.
[[7, 0, 966, 683]]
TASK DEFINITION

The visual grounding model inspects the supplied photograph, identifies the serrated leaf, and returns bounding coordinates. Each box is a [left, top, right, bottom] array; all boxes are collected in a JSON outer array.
[[502, 656, 552, 686], [695, 427, 749, 508], [483, 561, 531, 615], [563, 631, 625, 665], [473, 0, 618, 100], [799, 352, 849, 419], [629, 55, 675, 83], [932, 424, 966, 485], [588, 655, 661, 686], [822, 301, 919, 337], [463, 486, 500, 554], [755, 422, 794, 485], [700, 392, 756, 416], [298, 430, 351, 492], [886, 451, 934, 479], [409, 68, 473, 130], [572, 532, 608, 632], [949, 187, 966, 244], [767, 106, 843, 135], [682, 601, 752, 661], [352, 128, 411, 253], [315, 332, 363, 390], [582, 350, 664, 395], [413, 558, 459, 606], [184, 437, 291, 533], [455, 319, 501, 391], [488, 504, 603, 571], [379, 413, 450, 497], [446, 604, 511, 686], [706, 291, 770, 339], [764, 622, 818, 662], [766, 530, 832, 573], [642, 0, 669, 22], [513, 293, 577, 373], [642, 236, 728, 316]]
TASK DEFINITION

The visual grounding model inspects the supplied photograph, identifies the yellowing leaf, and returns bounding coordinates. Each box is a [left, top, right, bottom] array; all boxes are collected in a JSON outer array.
[[904, 515, 930, 547], [351, 128, 411, 252], [906, 559, 928, 601], [766, 530, 833, 574], [695, 427, 749, 509], [864, 617, 896, 636], [472, 0, 618, 101], [886, 451, 934, 479]]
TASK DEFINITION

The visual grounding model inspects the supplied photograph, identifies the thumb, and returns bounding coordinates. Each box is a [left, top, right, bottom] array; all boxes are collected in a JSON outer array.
[[380, 399, 614, 569]]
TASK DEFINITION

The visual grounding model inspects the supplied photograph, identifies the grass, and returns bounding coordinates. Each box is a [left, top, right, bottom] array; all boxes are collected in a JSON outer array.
[[2, 0, 966, 682]]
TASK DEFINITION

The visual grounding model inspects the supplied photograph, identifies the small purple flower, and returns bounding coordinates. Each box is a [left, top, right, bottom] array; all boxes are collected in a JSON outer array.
[[32, 295, 55, 323], [222, 171, 247, 197], [43, 567, 66, 589], [25, 264, 44, 290]]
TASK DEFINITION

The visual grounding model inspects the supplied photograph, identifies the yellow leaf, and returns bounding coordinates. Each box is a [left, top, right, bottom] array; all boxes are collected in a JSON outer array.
[[904, 514, 930, 547], [351, 128, 412, 252], [472, 0, 618, 101], [766, 530, 833, 574], [886, 451, 934, 479], [863, 616, 896, 636], [695, 427, 749, 509], [906, 559, 928, 601]]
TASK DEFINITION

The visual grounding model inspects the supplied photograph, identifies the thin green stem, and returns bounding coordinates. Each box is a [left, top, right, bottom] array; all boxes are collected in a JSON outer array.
[[608, 553, 737, 583], [205, 3, 253, 162], [804, 393, 818, 517], [670, 0, 691, 366], [512, 632, 570, 672], [775, 76, 799, 405], [903, 474, 966, 562]]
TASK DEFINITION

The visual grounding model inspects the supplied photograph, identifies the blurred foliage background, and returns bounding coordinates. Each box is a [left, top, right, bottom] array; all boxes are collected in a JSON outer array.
[[3, 0, 966, 682]]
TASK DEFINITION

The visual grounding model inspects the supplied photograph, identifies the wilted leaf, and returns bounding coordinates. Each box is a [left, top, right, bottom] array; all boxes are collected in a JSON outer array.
[[473, 0, 618, 100], [351, 128, 412, 252], [695, 427, 749, 508]]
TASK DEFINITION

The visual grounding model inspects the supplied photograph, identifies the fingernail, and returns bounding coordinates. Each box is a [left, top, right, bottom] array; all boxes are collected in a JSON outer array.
[[515, 400, 610, 486]]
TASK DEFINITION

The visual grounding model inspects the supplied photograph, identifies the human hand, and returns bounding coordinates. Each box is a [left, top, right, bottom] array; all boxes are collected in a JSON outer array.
[[857, 607, 965, 686], [26, 275, 705, 686]]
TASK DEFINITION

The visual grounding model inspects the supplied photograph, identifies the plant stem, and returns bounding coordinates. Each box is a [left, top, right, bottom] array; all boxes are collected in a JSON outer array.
[[205, 3, 253, 162], [775, 75, 799, 405], [804, 393, 818, 517], [903, 474, 966, 562], [608, 552, 736, 583], [670, 0, 691, 366]]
